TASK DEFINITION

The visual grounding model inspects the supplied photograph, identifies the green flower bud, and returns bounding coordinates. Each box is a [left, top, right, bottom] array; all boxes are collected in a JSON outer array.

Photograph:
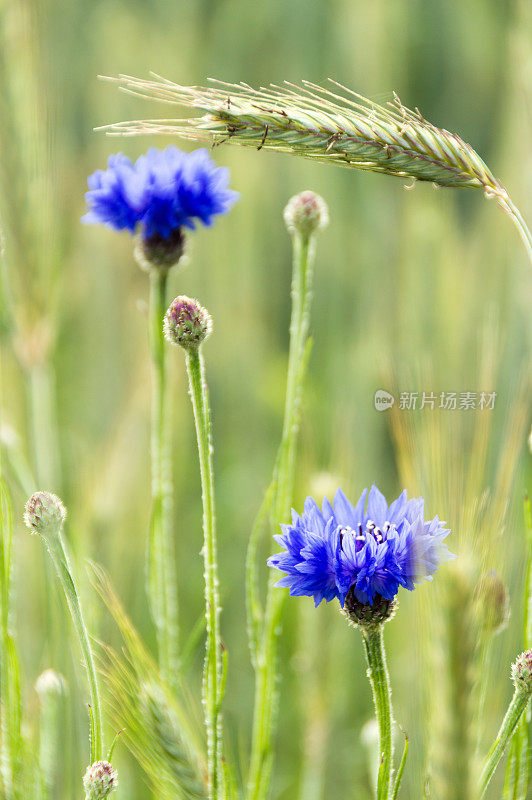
[[283, 190, 329, 236], [24, 492, 66, 535], [83, 761, 118, 800], [512, 650, 532, 695], [164, 295, 212, 350]]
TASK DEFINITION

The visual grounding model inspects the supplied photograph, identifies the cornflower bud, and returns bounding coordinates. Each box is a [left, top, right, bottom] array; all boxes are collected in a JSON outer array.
[[24, 492, 66, 535], [283, 190, 329, 236], [164, 295, 212, 351], [83, 761, 118, 800], [24, 491, 104, 762], [512, 649, 532, 695]]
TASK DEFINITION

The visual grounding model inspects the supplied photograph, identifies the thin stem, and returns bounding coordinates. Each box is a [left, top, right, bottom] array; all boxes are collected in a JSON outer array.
[[479, 688, 530, 797], [41, 529, 104, 762], [148, 268, 178, 686], [361, 625, 394, 800], [29, 359, 66, 669], [496, 193, 532, 266], [185, 347, 224, 799], [246, 231, 315, 800]]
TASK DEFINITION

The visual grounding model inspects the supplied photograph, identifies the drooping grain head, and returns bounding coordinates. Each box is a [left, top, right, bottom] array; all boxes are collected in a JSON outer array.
[[102, 76, 506, 194], [98, 76, 532, 265]]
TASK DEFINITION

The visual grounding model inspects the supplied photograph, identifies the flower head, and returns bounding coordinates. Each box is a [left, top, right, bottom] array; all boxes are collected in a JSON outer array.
[[82, 146, 238, 267], [164, 295, 212, 350], [268, 484, 454, 609], [83, 761, 118, 800]]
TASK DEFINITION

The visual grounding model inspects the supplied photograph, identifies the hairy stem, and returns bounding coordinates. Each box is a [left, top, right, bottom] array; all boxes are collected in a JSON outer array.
[[148, 268, 179, 687], [246, 230, 315, 800], [479, 688, 530, 797], [41, 528, 103, 762], [185, 347, 223, 798], [361, 625, 394, 800]]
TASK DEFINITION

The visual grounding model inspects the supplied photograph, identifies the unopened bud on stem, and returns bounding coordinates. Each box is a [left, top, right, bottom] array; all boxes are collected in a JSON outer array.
[[83, 761, 118, 799], [512, 649, 532, 695], [283, 191, 329, 236], [24, 492, 66, 536], [164, 295, 212, 350], [25, 492, 104, 764]]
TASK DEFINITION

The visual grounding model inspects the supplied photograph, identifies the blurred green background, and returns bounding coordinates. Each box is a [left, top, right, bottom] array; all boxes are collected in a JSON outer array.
[[0, 0, 531, 797]]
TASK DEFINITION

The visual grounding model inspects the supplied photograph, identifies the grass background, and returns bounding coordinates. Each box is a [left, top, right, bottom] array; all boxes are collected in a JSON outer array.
[[0, 0, 531, 797]]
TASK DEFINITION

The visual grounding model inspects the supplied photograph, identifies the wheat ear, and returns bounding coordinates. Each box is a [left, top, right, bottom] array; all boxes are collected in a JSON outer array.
[[98, 75, 532, 262]]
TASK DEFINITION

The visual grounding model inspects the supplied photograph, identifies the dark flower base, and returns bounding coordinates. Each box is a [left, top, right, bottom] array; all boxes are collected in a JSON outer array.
[[136, 227, 186, 271], [342, 588, 398, 628]]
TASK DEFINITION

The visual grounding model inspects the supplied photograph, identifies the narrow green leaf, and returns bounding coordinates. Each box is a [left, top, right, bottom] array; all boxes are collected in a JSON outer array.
[[391, 728, 409, 800]]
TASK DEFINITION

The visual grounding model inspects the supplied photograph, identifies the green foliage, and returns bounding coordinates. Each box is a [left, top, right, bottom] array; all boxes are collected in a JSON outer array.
[[92, 564, 208, 800], [0, 483, 24, 799], [0, 0, 530, 798], [503, 497, 532, 799]]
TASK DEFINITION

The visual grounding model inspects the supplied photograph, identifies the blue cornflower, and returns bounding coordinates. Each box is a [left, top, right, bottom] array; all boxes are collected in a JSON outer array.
[[82, 146, 239, 239], [268, 484, 454, 607]]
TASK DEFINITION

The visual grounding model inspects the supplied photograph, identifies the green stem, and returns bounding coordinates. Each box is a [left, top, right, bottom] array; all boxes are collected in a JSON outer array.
[[185, 347, 223, 799], [148, 268, 178, 687], [29, 359, 66, 670], [497, 193, 532, 266], [246, 231, 315, 800], [361, 625, 394, 800], [41, 528, 103, 762], [479, 688, 530, 797]]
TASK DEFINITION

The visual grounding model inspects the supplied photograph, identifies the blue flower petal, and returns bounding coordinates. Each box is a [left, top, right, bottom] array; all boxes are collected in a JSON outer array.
[[268, 484, 454, 608], [83, 145, 238, 239]]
